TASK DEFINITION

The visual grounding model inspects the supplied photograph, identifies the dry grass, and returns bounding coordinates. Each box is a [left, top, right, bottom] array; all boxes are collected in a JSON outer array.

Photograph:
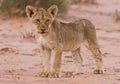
[[69, 0, 96, 4]]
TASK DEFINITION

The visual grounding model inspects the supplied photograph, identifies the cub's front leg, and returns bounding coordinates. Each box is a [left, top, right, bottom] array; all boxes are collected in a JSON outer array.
[[39, 46, 51, 77], [50, 50, 62, 78]]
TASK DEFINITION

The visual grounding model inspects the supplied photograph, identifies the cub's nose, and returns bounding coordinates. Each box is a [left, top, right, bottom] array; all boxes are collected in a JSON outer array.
[[41, 29, 45, 32]]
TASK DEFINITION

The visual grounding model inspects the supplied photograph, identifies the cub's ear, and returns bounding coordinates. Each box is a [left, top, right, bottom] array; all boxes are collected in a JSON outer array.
[[47, 5, 58, 18], [25, 5, 37, 19]]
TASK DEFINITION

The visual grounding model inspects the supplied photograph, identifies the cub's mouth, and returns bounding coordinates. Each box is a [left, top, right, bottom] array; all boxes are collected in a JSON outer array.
[[38, 31, 46, 34], [41, 32, 45, 34]]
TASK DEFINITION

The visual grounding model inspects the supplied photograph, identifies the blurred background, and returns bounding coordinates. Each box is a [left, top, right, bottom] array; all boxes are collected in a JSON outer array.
[[0, 0, 98, 16], [0, 0, 120, 29], [0, 0, 120, 84]]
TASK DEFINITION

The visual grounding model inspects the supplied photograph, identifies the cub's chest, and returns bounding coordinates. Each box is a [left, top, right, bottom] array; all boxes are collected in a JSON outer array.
[[36, 35, 52, 48]]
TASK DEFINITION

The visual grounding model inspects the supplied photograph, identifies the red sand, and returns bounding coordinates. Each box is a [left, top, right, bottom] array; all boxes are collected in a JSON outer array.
[[0, 0, 120, 84]]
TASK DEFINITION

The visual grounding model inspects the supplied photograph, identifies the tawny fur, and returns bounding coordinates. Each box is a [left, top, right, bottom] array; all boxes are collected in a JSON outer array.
[[26, 5, 103, 78]]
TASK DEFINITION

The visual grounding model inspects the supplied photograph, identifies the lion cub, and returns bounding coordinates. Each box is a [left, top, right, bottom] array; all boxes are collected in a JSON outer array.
[[26, 5, 103, 77]]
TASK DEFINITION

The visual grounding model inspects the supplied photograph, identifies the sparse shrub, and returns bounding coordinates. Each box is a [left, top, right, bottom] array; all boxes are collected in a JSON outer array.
[[114, 10, 120, 22], [0, 0, 35, 16], [0, 0, 68, 17], [38, 0, 68, 13]]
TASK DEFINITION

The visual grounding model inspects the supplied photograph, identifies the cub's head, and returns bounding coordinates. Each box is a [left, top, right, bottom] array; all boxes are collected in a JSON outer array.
[[25, 5, 58, 35]]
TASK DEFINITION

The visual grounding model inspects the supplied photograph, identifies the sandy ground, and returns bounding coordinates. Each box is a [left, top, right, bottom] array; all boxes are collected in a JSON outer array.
[[0, 0, 120, 84]]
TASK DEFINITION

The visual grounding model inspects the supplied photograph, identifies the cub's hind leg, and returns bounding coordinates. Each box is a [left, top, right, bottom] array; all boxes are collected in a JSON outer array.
[[83, 19, 103, 74], [85, 41, 104, 74], [64, 48, 83, 77], [39, 47, 51, 77]]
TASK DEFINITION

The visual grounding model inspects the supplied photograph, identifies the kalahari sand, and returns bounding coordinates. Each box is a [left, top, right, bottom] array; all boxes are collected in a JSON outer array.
[[0, 0, 120, 84]]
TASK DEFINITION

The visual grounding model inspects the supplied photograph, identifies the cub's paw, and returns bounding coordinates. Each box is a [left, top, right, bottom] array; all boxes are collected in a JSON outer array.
[[49, 71, 61, 78], [39, 71, 49, 77], [94, 69, 104, 74], [63, 71, 74, 78]]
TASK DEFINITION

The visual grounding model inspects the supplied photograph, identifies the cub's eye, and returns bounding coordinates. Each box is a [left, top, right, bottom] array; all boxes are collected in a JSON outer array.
[[35, 19, 40, 24], [46, 19, 50, 24]]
